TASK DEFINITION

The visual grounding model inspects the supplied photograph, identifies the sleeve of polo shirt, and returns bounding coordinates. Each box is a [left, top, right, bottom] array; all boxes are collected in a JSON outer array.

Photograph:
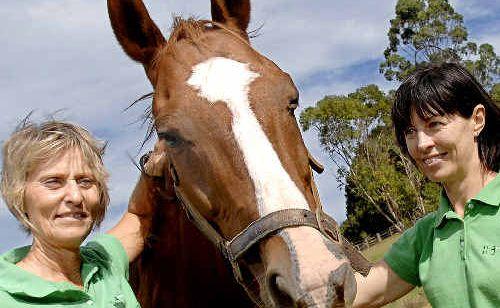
[[383, 221, 425, 286], [84, 233, 130, 279]]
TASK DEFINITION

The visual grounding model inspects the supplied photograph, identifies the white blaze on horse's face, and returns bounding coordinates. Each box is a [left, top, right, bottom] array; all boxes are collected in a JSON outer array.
[[187, 57, 309, 216]]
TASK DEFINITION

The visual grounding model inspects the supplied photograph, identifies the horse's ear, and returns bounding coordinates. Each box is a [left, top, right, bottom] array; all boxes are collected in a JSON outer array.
[[107, 0, 165, 67], [210, 0, 250, 36]]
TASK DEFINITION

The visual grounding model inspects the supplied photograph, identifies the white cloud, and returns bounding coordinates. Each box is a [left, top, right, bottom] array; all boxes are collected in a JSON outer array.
[[451, 0, 499, 20], [250, 1, 397, 81]]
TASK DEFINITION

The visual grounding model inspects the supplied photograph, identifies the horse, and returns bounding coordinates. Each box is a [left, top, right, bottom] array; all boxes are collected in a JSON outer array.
[[108, 0, 371, 307]]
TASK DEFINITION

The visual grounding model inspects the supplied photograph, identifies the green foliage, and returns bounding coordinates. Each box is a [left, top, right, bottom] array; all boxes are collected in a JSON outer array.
[[380, 0, 500, 89], [300, 85, 389, 167], [341, 179, 393, 243], [462, 44, 500, 89], [492, 83, 500, 105]]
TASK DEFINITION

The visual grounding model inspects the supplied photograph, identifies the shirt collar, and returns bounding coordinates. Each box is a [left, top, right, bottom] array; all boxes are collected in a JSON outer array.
[[434, 192, 456, 228], [434, 173, 500, 228], [0, 246, 63, 297], [0, 245, 98, 299]]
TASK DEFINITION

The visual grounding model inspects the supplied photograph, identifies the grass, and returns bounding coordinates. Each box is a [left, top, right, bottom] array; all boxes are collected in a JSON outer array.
[[360, 234, 430, 308], [362, 234, 401, 262]]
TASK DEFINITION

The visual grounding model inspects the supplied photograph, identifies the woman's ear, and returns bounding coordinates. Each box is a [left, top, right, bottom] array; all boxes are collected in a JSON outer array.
[[472, 104, 486, 137]]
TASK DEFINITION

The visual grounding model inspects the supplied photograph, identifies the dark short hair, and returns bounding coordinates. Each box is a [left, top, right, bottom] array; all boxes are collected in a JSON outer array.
[[392, 62, 500, 172]]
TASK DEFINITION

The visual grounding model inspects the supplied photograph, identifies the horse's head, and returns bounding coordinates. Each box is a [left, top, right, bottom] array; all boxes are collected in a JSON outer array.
[[108, 1, 358, 306]]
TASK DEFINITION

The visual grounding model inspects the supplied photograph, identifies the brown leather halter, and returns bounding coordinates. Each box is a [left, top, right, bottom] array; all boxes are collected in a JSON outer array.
[[141, 151, 343, 306]]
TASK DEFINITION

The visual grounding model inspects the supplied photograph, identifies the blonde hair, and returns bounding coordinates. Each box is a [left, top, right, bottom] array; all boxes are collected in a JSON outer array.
[[1, 120, 109, 232]]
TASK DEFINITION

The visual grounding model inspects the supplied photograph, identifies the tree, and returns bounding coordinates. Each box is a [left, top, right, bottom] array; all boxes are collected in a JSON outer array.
[[300, 85, 438, 235], [341, 178, 392, 243], [380, 0, 500, 89], [491, 83, 500, 105]]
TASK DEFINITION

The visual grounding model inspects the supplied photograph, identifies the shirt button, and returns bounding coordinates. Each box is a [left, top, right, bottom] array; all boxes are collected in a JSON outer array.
[[86, 299, 93, 305], [468, 203, 474, 209]]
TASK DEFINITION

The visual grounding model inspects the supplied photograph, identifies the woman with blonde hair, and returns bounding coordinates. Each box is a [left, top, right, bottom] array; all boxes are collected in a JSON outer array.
[[0, 120, 165, 306]]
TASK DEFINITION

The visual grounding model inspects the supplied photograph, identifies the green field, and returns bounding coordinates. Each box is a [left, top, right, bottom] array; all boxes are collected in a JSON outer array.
[[361, 234, 430, 308]]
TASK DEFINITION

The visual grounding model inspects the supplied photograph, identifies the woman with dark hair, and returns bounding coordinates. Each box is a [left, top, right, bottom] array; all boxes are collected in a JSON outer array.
[[353, 63, 500, 307]]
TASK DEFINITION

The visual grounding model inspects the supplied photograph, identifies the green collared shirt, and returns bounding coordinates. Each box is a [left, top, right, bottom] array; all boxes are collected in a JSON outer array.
[[385, 174, 500, 307], [0, 234, 140, 307]]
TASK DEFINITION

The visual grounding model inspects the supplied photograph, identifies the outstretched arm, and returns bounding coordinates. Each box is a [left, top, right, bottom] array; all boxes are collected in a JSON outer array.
[[108, 141, 168, 263], [353, 260, 415, 307]]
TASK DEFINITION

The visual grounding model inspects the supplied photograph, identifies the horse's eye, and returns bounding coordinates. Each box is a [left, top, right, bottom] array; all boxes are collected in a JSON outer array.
[[288, 97, 299, 114], [158, 131, 183, 147]]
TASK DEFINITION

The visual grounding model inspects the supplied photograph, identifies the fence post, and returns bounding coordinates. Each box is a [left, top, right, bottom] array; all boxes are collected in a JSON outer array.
[[376, 233, 382, 242], [364, 237, 369, 249]]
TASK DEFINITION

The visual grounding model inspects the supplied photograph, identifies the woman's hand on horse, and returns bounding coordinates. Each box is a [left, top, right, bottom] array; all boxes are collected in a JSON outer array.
[[141, 140, 168, 178]]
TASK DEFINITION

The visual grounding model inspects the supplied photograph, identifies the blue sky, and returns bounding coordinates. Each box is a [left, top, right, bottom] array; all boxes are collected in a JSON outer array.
[[0, 0, 498, 252]]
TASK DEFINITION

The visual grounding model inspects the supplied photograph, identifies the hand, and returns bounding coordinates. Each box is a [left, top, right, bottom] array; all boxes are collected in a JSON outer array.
[[140, 140, 168, 177]]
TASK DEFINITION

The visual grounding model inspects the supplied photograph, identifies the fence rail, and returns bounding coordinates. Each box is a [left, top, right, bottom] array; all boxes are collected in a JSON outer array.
[[351, 225, 401, 251]]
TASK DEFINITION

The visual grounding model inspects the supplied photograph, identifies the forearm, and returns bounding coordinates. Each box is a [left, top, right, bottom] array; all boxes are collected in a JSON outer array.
[[353, 269, 387, 307], [353, 261, 414, 307]]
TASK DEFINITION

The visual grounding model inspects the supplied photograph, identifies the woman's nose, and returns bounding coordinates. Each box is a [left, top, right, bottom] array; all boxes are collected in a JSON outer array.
[[64, 180, 84, 204], [416, 131, 434, 152]]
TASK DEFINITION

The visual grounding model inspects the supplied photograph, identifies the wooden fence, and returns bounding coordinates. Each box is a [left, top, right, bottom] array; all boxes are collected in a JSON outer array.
[[351, 225, 401, 251]]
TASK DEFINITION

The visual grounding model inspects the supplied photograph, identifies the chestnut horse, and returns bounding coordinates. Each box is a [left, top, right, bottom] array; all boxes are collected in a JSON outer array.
[[108, 0, 370, 307]]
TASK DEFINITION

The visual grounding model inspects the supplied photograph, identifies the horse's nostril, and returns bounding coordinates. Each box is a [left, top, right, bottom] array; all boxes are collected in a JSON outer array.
[[267, 274, 294, 307]]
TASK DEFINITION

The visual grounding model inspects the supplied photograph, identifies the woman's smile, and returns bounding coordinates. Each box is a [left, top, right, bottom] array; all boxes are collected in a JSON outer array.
[[421, 152, 448, 167], [54, 210, 90, 223]]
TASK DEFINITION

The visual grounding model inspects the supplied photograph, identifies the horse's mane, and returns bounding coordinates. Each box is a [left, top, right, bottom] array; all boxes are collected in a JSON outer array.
[[167, 17, 207, 46], [158, 17, 252, 61]]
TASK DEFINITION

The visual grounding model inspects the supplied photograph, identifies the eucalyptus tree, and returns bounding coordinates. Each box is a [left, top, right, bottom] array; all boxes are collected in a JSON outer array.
[[380, 0, 499, 89]]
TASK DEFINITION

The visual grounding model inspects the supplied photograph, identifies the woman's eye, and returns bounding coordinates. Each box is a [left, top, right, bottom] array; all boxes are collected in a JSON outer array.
[[43, 178, 63, 188], [78, 178, 95, 188], [404, 127, 416, 136], [429, 121, 443, 129]]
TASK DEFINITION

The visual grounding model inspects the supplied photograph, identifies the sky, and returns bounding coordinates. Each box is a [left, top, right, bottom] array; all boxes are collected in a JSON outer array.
[[0, 0, 498, 252]]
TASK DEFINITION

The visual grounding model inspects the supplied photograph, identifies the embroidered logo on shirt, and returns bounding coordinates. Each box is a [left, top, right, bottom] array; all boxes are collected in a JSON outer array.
[[482, 245, 498, 256]]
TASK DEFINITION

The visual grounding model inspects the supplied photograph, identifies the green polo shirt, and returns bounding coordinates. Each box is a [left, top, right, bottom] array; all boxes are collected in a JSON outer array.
[[0, 233, 140, 307], [385, 174, 500, 307]]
